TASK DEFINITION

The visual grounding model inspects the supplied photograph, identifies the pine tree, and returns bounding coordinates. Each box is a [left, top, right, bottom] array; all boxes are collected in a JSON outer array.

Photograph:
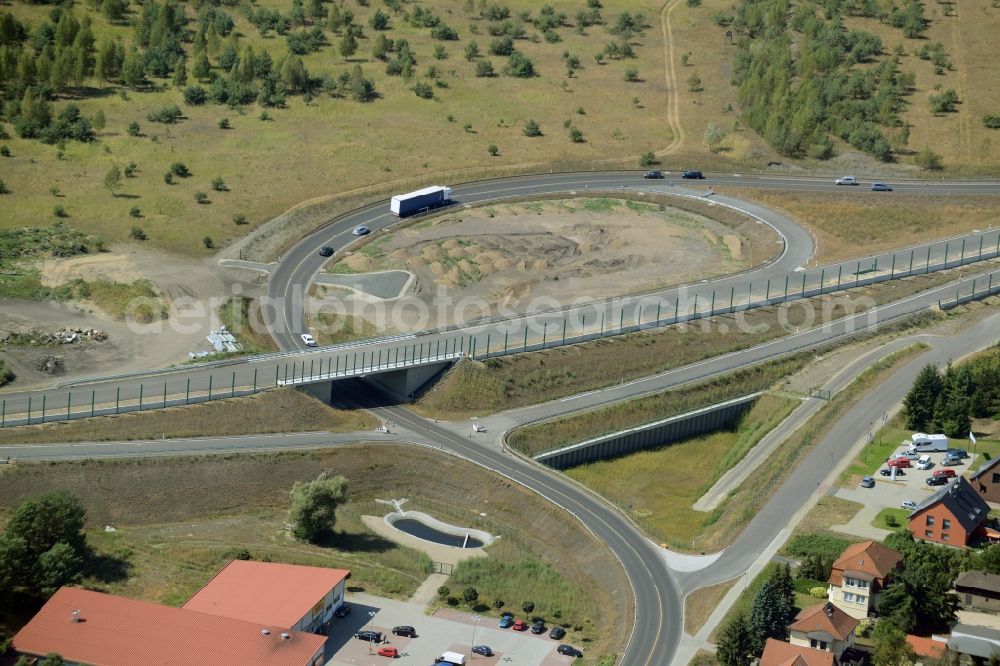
[[933, 363, 972, 437], [747, 568, 797, 654], [191, 49, 211, 80], [326, 5, 342, 32], [121, 49, 145, 87], [172, 57, 187, 87], [339, 32, 357, 58], [717, 610, 755, 666], [904, 364, 941, 430]]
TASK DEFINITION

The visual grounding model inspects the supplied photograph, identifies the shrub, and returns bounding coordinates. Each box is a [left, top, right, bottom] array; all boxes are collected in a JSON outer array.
[[522, 601, 534, 613], [503, 51, 535, 77], [194, 191, 209, 204], [463, 587, 479, 604], [129, 207, 141, 218], [170, 162, 191, 177], [568, 126, 584, 142], [488, 143, 499, 156], [211, 177, 227, 191], [130, 226, 147, 240], [929, 89, 959, 114], [203, 236, 214, 248], [446, 596, 459, 606], [413, 81, 434, 99], [183, 86, 207, 106], [493, 597, 504, 609], [124, 162, 137, 177], [475, 59, 495, 77], [915, 146, 942, 170], [437, 586, 450, 598], [489, 37, 514, 56], [233, 213, 248, 225], [983, 114, 1000, 129], [809, 586, 827, 598], [147, 105, 183, 123], [127, 121, 141, 136], [885, 514, 898, 527], [0, 179, 8, 194], [0, 146, 9, 157], [639, 150, 657, 166], [625, 67, 639, 82], [218, 118, 231, 129], [163, 172, 174, 185], [784, 533, 852, 561], [53, 205, 67, 218], [523, 119, 542, 137]]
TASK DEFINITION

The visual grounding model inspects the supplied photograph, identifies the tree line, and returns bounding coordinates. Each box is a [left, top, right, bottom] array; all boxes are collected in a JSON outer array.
[[730, 0, 923, 161], [903, 348, 1000, 437]]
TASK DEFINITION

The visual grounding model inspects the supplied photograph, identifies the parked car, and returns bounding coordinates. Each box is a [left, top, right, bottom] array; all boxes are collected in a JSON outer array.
[[353, 225, 370, 235], [893, 450, 920, 459], [300, 333, 318, 347], [887, 457, 911, 468], [927, 476, 950, 486], [947, 448, 970, 459], [861, 476, 875, 488], [531, 620, 546, 634], [392, 626, 417, 637], [901, 500, 918, 511], [472, 646, 494, 657], [355, 630, 383, 643], [319, 246, 334, 257], [512, 619, 528, 631], [915, 455, 933, 470], [334, 604, 351, 618], [549, 626, 567, 640], [879, 468, 905, 476], [933, 468, 957, 478], [377, 647, 399, 658], [643, 170, 664, 179], [558, 645, 584, 658], [942, 457, 964, 466], [836, 176, 858, 185], [871, 182, 893, 191], [499, 615, 514, 629], [682, 170, 705, 179]]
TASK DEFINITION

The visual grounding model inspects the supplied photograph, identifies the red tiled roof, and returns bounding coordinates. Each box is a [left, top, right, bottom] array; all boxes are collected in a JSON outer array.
[[906, 634, 946, 659], [790, 602, 860, 641], [12, 587, 325, 666], [829, 540, 902, 587], [183, 560, 349, 628], [760, 639, 837, 666]]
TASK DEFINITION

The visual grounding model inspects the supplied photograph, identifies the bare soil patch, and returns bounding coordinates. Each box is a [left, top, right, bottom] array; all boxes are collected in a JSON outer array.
[[326, 197, 767, 331]]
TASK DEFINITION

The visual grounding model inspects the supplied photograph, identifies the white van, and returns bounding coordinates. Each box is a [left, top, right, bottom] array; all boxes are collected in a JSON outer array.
[[435, 651, 467, 666], [916, 455, 932, 470], [909, 433, 949, 453]]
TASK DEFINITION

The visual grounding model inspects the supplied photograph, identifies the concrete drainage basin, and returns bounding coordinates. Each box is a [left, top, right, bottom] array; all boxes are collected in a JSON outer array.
[[385, 511, 497, 549]]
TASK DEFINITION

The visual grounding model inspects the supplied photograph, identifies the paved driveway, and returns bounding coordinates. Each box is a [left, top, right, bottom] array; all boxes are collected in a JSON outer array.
[[324, 592, 582, 666]]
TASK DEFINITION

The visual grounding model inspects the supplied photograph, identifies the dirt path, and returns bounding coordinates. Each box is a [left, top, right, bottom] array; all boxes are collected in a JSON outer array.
[[658, 0, 688, 156]]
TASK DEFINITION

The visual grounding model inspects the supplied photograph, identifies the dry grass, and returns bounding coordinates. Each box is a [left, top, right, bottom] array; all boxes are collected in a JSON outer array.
[[218, 296, 280, 353], [0, 0, 675, 258], [688, 650, 719, 666], [725, 189, 1000, 264], [792, 496, 865, 535], [0, 387, 374, 444], [0, 444, 631, 657], [685, 579, 735, 635]]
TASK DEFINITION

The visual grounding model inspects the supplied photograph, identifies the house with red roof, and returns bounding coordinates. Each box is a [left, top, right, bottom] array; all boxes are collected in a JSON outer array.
[[759, 638, 838, 666], [788, 602, 859, 661], [12, 560, 350, 666], [12, 587, 327, 666], [827, 540, 902, 619], [908, 476, 990, 548]]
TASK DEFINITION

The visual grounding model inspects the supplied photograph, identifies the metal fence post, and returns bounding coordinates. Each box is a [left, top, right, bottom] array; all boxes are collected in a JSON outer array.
[[1, 400, 4, 427], [784, 275, 789, 299], [909, 250, 914, 274], [801, 273, 806, 297], [710, 290, 716, 314], [856, 261, 861, 286], [524, 326, 529, 348], [115, 387, 120, 414], [619, 310, 624, 331], [542, 322, 547, 348], [979, 235, 984, 260], [961, 238, 966, 263], [730, 286, 735, 312], [27, 396, 31, 424], [186, 378, 191, 403], [487, 334, 492, 355], [561, 321, 566, 344], [231, 372, 236, 397], [674, 300, 679, 321], [837, 265, 842, 289], [67, 391, 71, 419], [890, 255, 895, 278], [41, 394, 46, 422], [926, 245, 932, 273], [504, 331, 508, 354], [693, 293, 699, 317], [164, 381, 167, 406], [944, 242, 950, 267], [655, 303, 661, 323], [765, 279, 770, 301], [253, 369, 258, 391], [208, 375, 213, 399], [91, 390, 95, 417], [138, 385, 143, 411]]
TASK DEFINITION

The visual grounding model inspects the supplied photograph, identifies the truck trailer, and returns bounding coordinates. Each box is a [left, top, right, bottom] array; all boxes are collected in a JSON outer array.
[[390, 186, 453, 217], [908, 433, 949, 452]]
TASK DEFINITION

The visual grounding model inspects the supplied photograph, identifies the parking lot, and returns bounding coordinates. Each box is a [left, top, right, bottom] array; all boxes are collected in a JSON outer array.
[[323, 592, 583, 666], [852, 443, 974, 511]]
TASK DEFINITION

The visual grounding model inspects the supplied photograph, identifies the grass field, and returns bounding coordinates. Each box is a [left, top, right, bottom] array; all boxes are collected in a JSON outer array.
[[872, 507, 911, 530], [684, 579, 735, 636], [0, 444, 630, 656], [563, 395, 797, 551], [0, 0, 677, 258], [725, 190, 1000, 264], [0, 386, 374, 444]]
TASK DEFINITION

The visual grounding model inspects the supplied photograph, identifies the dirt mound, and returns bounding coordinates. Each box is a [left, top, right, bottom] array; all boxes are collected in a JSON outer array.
[[34, 354, 65, 375]]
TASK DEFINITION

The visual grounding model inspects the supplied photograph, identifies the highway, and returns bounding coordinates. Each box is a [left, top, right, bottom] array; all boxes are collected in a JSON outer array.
[[4, 172, 1000, 665]]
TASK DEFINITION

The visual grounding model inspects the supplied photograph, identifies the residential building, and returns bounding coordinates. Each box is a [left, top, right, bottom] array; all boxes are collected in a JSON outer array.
[[827, 540, 902, 619], [955, 570, 1000, 612], [947, 623, 1000, 661], [971, 455, 1000, 503], [905, 635, 947, 663], [788, 602, 859, 660], [182, 560, 350, 633], [908, 476, 990, 547], [759, 638, 837, 666], [11, 587, 327, 666]]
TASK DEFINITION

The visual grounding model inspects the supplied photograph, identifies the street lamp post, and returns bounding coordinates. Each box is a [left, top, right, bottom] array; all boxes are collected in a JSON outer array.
[[470, 615, 481, 658], [368, 611, 376, 654]]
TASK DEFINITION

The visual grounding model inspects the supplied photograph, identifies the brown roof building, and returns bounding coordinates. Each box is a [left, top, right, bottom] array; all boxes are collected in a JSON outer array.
[[760, 638, 838, 666], [183, 560, 350, 632], [971, 455, 1000, 504], [909, 476, 990, 548], [955, 570, 1000, 613], [827, 540, 902, 619], [12, 587, 326, 666], [788, 602, 859, 660]]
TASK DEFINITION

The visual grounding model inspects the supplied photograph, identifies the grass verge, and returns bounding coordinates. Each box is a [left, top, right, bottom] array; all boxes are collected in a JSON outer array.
[[0, 387, 374, 445], [685, 579, 735, 636], [217, 296, 279, 353], [872, 508, 911, 531]]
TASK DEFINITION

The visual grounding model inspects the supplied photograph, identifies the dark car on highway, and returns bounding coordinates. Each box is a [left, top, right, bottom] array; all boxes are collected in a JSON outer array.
[[319, 246, 334, 257], [558, 645, 584, 658], [355, 630, 383, 642], [643, 170, 664, 179], [392, 625, 417, 637], [549, 626, 566, 640], [682, 170, 705, 179]]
